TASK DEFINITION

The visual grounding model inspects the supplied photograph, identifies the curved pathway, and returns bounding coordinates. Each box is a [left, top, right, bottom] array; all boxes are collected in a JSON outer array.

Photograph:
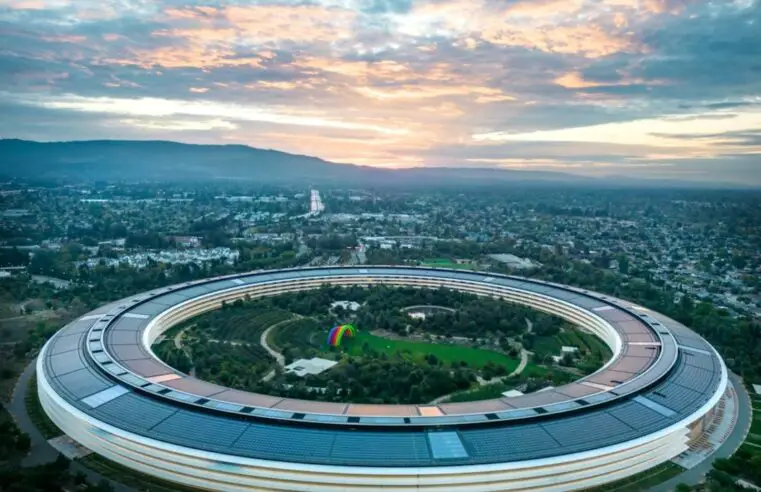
[[9, 358, 135, 491], [172, 325, 196, 377], [259, 316, 301, 381], [8, 359, 59, 467], [508, 349, 529, 378]]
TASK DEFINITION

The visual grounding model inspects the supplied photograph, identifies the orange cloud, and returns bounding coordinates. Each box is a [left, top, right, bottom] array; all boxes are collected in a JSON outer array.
[[401, 0, 640, 58], [554, 70, 669, 90], [505, 0, 585, 16], [161, 4, 356, 43], [554, 72, 609, 89], [0, 0, 68, 9], [225, 5, 355, 43], [482, 23, 637, 58], [602, 0, 691, 14], [355, 85, 515, 103], [126, 4, 356, 69]]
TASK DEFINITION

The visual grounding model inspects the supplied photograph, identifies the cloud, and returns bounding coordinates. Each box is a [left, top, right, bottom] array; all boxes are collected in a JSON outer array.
[[0, 0, 759, 184], [472, 108, 761, 149], [14, 92, 410, 135]]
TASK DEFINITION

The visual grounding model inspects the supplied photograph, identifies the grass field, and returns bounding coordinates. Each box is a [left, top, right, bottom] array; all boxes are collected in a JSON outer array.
[[268, 317, 324, 353], [531, 328, 612, 361], [746, 433, 761, 446], [25, 375, 63, 440], [740, 443, 761, 459], [420, 258, 481, 270], [751, 414, 761, 435], [346, 331, 519, 371], [583, 462, 685, 492]]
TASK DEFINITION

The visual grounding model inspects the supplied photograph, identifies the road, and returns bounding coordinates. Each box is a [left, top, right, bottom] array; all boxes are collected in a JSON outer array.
[[9, 358, 135, 491], [309, 189, 325, 214], [649, 372, 753, 491]]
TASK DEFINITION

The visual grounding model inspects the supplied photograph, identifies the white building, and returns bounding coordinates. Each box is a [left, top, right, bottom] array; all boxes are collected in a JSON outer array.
[[285, 357, 338, 377]]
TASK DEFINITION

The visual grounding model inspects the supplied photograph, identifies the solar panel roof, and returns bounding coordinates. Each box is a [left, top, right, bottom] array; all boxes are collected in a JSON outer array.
[[40, 266, 725, 467]]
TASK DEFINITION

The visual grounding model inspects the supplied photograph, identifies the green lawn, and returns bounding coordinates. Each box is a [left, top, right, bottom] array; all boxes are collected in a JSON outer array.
[[583, 462, 685, 492], [531, 329, 612, 360], [346, 331, 519, 371], [740, 443, 761, 456], [421, 259, 480, 270], [268, 317, 323, 354], [745, 433, 761, 447], [750, 415, 761, 435]]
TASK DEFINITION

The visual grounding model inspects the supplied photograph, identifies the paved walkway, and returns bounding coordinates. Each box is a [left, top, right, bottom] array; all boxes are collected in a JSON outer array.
[[8, 359, 59, 467], [508, 349, 529, 378], [8, 358, 135, 491], [172, 325, 196, 377], [259, 316, 300, 381]]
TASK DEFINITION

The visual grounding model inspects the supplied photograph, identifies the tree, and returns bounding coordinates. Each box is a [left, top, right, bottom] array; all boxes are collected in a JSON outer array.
[[559, 352, 574, 367], [15, 433, 31, 454]]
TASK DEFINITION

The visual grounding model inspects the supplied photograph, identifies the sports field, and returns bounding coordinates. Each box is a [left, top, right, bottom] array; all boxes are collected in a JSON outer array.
[[346, 331, 519, 371]]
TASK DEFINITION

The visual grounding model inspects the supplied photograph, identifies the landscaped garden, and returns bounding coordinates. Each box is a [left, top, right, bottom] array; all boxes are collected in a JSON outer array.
[[151, 284, 611, 405]]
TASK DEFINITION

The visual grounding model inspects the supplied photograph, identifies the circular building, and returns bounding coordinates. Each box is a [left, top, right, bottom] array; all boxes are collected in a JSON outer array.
[[38, 266, 727, 491]]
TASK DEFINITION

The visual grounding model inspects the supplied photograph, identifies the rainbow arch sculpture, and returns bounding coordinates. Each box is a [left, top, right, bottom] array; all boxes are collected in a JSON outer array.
[[327, 324, 356, 347]]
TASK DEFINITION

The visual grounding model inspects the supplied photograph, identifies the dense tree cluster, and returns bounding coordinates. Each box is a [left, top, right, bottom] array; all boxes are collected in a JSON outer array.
[[152, 285, 585, 404], [528, 259, 761, 382], [190, 336, 274, 388], [0, 406, 112, 492], [365, 246, 761, 383], [710, 451, 761, 489], [0, 407, 30, 461], [354, 286, 565, 340], [258, 354, 475, 404]]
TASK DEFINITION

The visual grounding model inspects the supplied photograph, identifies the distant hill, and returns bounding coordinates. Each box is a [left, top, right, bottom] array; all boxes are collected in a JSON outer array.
[[0, 139, 741, 188]]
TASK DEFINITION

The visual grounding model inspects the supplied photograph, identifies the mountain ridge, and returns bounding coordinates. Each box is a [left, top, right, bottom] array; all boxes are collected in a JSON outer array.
[[0, 138, 750, 189]]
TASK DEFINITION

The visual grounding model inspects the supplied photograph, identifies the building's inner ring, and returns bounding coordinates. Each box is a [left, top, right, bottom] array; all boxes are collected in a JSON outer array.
[[84, 267, 685, 426], [145, 277, 622, 406]]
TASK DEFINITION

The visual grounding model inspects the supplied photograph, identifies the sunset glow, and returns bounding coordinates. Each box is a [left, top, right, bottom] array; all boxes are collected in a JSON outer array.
[[1, 0, 759, 183]]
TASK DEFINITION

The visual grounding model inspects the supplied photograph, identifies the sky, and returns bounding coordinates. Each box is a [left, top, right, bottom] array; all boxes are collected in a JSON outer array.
[[1, 0, 760, 184]]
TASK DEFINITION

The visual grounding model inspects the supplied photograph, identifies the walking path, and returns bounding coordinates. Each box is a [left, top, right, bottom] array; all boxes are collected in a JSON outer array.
[[8, 358, 135, 491], [509, 349, 529, 378], [8, 359, 59, 467], [259, 316, 301, 381], [172, 325, 196, 377]]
